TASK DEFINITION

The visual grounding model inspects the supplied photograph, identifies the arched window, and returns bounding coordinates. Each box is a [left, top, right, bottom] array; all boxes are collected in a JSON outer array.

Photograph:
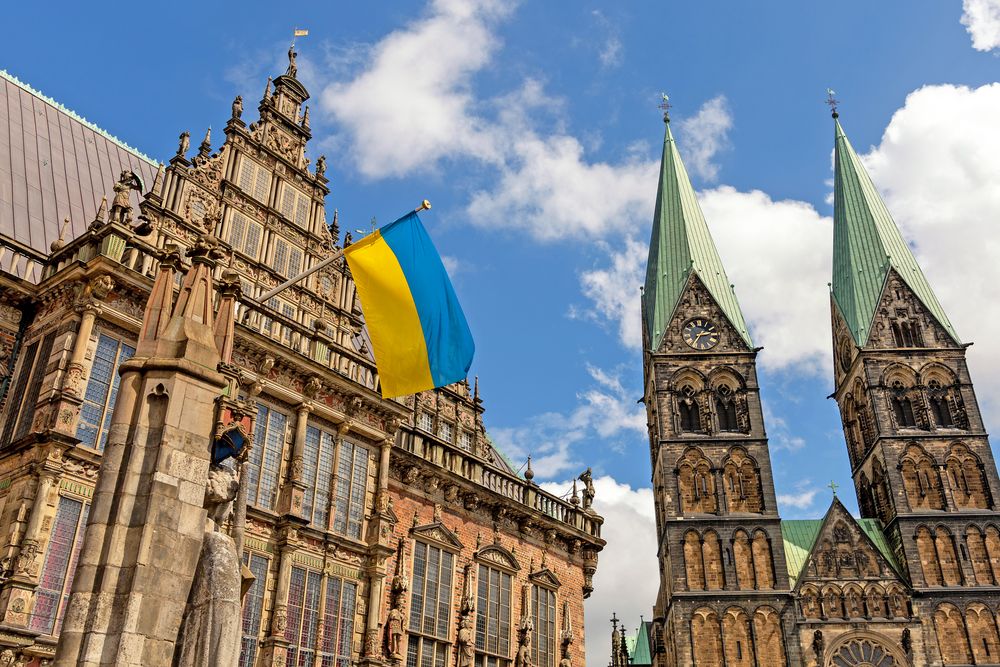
[[901, 445, 945, 511], [934, 527, 962, 586], [928, 379, 955, 427], [935, 603, 972, 665], [721, 608, 753, 667], [702, 532, 725, 591], [684, 531, 705, 590], [947, 444, 990, 509], [715, 385, 739, 432], [677, 450, 717, 514], [891, 381, 917, 427], [916, 527, 942, 586], [679, 386, 701, 433], [966, 527, 994, 585], [732, 531, 754, 590], [751, 531, 774, 590], [691, 608, 724, 667], [723, 449, 763, 514], [752, 607, 785, 666], [822, 585, 844, 619]]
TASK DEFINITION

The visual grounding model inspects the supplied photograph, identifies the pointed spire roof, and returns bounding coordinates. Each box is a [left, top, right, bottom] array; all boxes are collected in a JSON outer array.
[[831, 116, 959, 345], [643, 116, 751, 350]]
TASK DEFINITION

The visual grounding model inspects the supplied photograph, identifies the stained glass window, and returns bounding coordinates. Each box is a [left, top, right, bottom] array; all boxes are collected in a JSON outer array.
[[30, 496, 89, 635], [76, 334, 135, 450]]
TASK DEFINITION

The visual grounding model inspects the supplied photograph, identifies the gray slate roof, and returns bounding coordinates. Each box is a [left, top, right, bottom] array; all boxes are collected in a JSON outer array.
[[0, 70, 158, 274]]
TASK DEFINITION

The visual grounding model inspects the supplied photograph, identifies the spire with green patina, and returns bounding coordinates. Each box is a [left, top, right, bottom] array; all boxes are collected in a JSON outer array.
[[642, 104, 751, 351], [831, 111, 959, 345]]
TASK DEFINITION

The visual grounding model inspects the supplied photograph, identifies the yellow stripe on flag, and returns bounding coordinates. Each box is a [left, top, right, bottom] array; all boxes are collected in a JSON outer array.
[[345, 231, 434, 397], [294, 29, 309, 37]]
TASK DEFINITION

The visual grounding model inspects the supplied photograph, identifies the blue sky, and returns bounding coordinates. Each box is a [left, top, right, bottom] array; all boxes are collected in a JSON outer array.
[[6, 0, 1000, 655]]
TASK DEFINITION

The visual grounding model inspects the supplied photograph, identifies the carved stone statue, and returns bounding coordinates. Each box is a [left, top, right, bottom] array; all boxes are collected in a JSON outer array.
[[174, 466, 242, 667], [386, 599, 405, 660], [456, 616, 474, 667], [578, 468, 595, 510], [287, 44, 298, 77], [515, 631, 532, 667], [231, 95, 243, 120], [315, 155, 327, 178], [559, 647, 572, 667], [0, 649, 15, 667], [812, 630, 825, 660], [178, 131, 191, 157], [109, 170, 141, 225]]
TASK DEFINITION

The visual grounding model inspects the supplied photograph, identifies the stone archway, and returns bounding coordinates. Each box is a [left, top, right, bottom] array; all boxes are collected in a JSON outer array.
[[825, 631, 908, 667]]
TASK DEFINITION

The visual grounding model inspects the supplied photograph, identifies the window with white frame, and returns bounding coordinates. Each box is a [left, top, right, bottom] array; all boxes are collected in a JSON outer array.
[[332, 440, 369, 539], [245, 403, 287, 509], [228, 211, 263, 259], [407, 541, 455, 667], [237, 155, 272, 204], [280, 183, 312, 228], [437, 421, 454, 444], [30, 495, 89, 635], [286, 566, 324, 666], [475, 564, 512, 667], [76, 333, 135, 451], [240, 552, 269, 667], [1, 332, 55, 447], [459, 431, 474, 452], [531, 586, 556, 667], [417, 412, 434, 433], [303, 425, 336, 527], [320, 576, 357, 667]]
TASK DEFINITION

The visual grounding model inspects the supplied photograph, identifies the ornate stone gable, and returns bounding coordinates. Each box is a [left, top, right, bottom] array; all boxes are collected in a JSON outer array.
[[528, 567, 561, 589], [655, 273, 752, 356], [410, 519, 464, 551], [475, 544, 521, 572], [865, 267, 960, 351]]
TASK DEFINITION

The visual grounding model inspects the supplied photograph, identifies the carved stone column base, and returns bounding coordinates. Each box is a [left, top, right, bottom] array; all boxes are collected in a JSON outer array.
[[259, 636, 291, 667], [0, 581, 36, 628]]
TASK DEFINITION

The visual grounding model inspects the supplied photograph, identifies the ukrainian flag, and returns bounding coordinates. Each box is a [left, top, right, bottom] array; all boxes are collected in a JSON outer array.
[[344, 211, 475, 399]]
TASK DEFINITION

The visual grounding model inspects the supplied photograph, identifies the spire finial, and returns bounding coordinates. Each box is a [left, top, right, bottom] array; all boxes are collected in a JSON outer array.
[[524, 456, 534, 483], [658, 92, 672, 123], [826, 88, 840, 119], [828, 479, 839, 496]]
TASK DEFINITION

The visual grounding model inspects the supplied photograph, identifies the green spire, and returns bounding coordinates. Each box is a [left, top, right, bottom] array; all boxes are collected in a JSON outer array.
[[643, 117, 751, 350], [831, 116, 959, 345]]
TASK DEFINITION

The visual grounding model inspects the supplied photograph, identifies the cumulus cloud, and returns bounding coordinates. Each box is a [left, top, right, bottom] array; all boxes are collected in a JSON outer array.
[[489, 365, 646, 479], [577, 237, 648, 348], [860, 83, 1000, 423], [961, 0, 1000, 51], [540, 477, 657, 664], [777, 480, 820, 515], [675, 95, 733, 182], [320, 0, 513, 177]]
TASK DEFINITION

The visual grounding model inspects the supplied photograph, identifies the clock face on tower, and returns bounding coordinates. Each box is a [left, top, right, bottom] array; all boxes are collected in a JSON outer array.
[[682, 318, 719, 350]]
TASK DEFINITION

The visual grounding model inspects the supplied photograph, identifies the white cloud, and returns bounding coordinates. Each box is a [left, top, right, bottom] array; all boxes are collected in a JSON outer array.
[[578, 237, 648, 348], [540, 476, 657, 665], [777, 480, 820, 514], [320, 0, 513, 178], [961, 0, 1000, 51], [590, 10, 624, 69], [489, 366, 645, 479], [860, 82, 1000, 423], [675, 96, 733, 182]]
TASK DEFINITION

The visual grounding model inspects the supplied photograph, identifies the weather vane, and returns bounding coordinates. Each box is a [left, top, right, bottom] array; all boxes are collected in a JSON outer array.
[[826, 88, 839, 117], [658, 92, 672, 122], [827, 479, 839, 496]]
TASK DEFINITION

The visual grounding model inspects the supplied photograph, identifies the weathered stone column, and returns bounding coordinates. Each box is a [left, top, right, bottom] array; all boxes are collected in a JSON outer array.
[[278, 403, 312, 516], [61, 302, 101, 401], [361, 425, 398, 667], [55, 239, 227, 667], [258, 527, 296, 667]]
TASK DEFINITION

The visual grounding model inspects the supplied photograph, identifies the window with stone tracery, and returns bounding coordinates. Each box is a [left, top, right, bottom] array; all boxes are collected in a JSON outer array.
[[475, 564, 512, 667], [946, 443, 990, 509], [890, 381, 917, 428], [30, 495, 89, 635], [76, 333, 135, 451], [408, 541, 456, 667], [240, 552, 269, 667], [678, 385, 701, 433], [280, 183, 312, 228], [831, 638, 900, 666], [715, 385, 739, 432]]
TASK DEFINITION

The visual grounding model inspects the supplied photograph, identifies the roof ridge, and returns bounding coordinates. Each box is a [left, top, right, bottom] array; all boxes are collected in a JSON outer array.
[[1, 69, 158, 167]]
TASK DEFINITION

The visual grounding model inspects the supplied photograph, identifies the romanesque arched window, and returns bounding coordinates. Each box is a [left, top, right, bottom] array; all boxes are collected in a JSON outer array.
[[715, 385, 739, 433], [677, 450, 717, 514], [916, 526, 942, 586], [684, 531, 705, 590], [751, 607, 786, 666], [966, 603, 1000, 664], [702, 531, 725, 591], [934, 527, 962, 586], [723, 448, 762, 514], [690, 608, 723, 667], [871, 459, 895, 522], [732, 530, 754, 590], [966, 526, 994, 586], [891, 318, 923, 348], [900, 445, 945, 511], [751, 531, 774, 590], [946, 443, 990, 509], [934, 603, 972, 665], [843, 396, 866, 465], [721, 607, 753, 667], [890, 380, 917, 428], [678, 385, 702, 433], [985, 526, 1000, 584], [857, 472, 876, 518]]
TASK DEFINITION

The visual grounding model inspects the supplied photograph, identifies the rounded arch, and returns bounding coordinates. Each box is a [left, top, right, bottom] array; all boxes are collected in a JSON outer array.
[[676, 448, 716, 514], [865, 583, 887, 618], [701, 529, 725, 591], [965, 524, 995, 585], [946, 442, 990, 509], [721, 607, 753, 667], [670, 367, 708, 391], [885, 584, 908, 618], [843, 583, 865, 619], [731, 529, 754, 590], [706, 366, 747, 391], [799, 585, 820, 619], [917, 361, 958, 386], [935, 602, 972, 665], [900, 443, 945, 511], [915, 525, 943, 586], [690, 607, 723, 667], [722, 447, 763, 514], [824, 631, 908, 667], [934, 525, 963, 586], [683, 530, 705, 591], [751, 605, 786, 666], [821, 584, 844, 619], [881, 363, 918, 387], [751, 530, 774, 590]]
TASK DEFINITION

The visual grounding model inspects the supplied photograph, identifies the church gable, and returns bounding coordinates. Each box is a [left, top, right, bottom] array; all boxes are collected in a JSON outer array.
[[656, 273, 752, 355], [866, 268, 960, 350], [411, 520, 464, 551]]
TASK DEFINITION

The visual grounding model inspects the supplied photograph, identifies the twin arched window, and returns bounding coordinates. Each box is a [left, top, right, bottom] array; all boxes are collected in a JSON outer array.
[[676, 378, 746, 434]]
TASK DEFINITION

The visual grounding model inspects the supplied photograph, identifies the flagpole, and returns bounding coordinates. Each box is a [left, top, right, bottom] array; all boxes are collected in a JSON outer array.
[[255, 200, 431, 302]]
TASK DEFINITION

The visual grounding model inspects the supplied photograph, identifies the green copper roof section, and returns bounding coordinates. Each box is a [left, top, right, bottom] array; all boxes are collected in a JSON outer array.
[[630, 622, 653, 666], [831, 117, 959, 346], [857, 518, 902, 576], [643, 119, 752, 350]]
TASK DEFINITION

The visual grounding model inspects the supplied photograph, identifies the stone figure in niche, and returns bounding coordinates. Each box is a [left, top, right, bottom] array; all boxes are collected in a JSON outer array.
[[559, 646, 572, 667], [812, 630, 824, 660], [456, 616, 475, 667], [174, 465, 242, 667], [232, 96, 243, 120], [515, 630, 533, 667], [579, 468, 595, 510], [386, 599, 405, 660]]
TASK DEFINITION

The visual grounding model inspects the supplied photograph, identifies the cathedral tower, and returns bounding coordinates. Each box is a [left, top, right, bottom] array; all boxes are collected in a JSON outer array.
[[642, 111, 792, 667], [830, 112, 1000, 665]]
